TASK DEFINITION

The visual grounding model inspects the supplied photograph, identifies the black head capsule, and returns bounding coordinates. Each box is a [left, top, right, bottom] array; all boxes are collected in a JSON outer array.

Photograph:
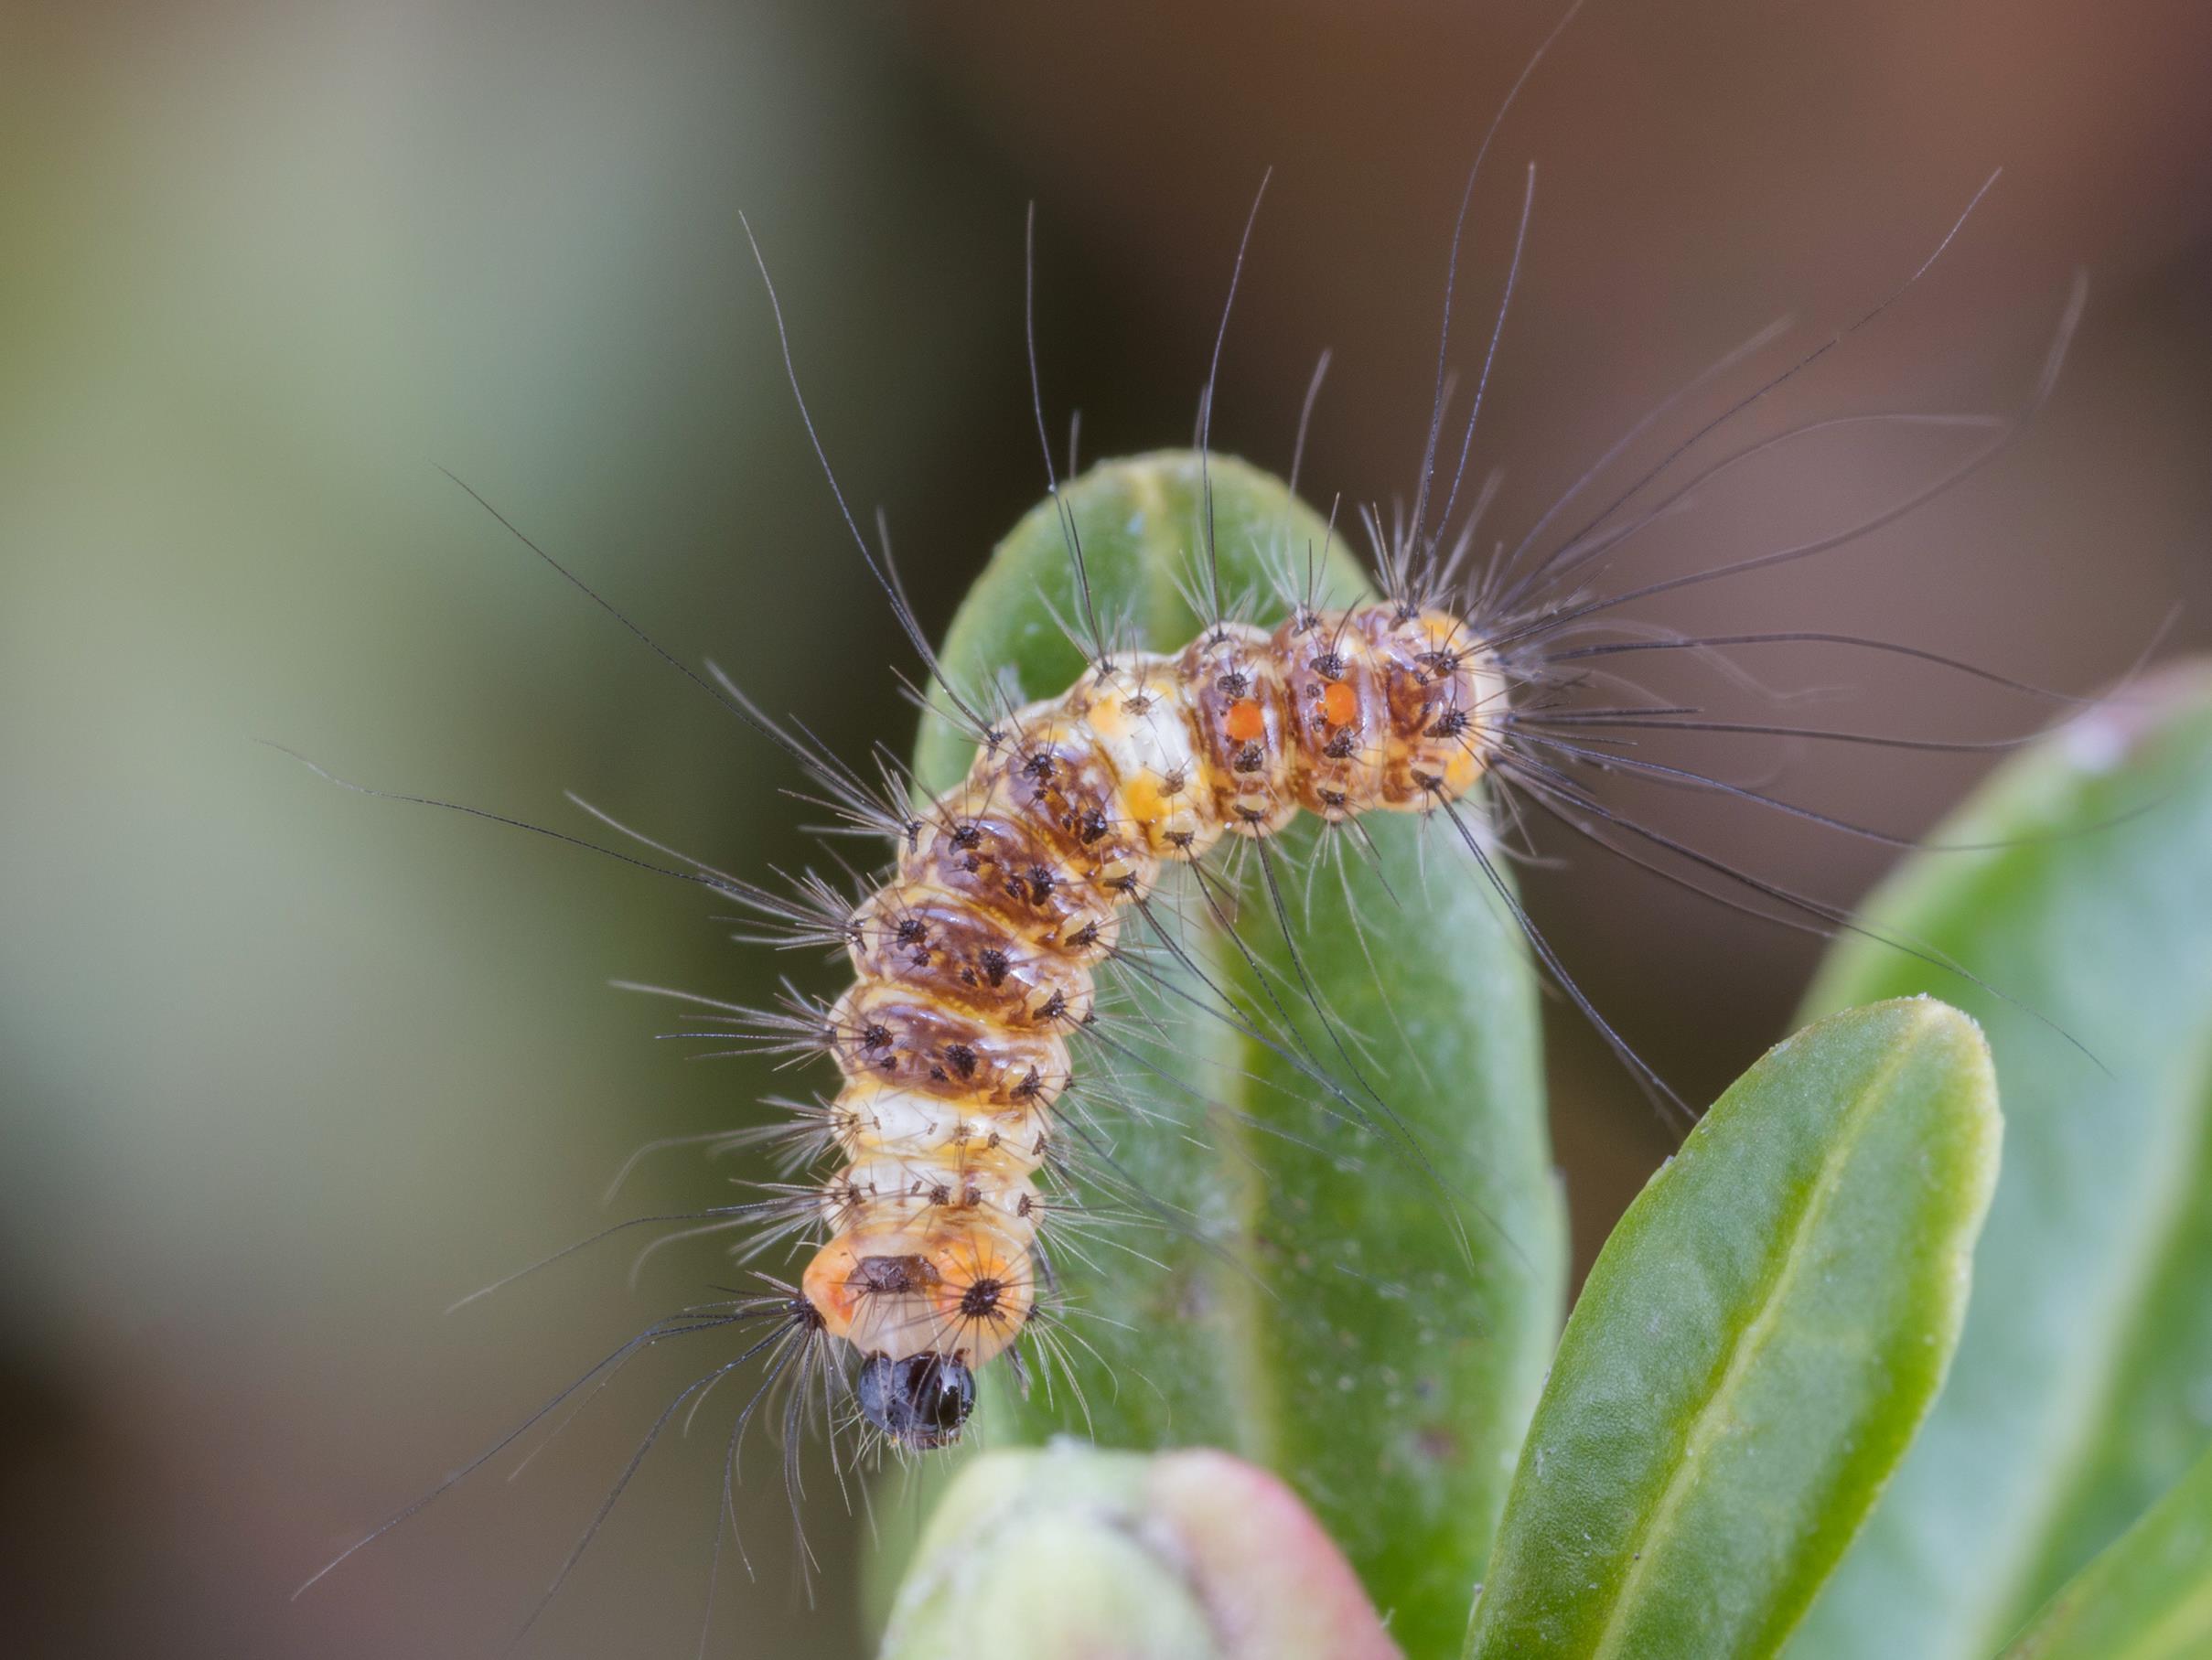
[[855, 1352, 977, 1451]]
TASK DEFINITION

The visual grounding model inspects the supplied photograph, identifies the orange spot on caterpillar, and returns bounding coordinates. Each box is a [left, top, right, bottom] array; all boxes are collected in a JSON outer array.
[[1226, 697, 1266, 742], [1322, 680, 1358, 729]]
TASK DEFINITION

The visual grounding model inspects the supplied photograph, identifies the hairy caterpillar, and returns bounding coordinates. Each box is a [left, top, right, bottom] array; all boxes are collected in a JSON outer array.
[[727, 195, 2079, 1451], [797, 595, 1505, 1447], [290, 13, 2107, 1651]]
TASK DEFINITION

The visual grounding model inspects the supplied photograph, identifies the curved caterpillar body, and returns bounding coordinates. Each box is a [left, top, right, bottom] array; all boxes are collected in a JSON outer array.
[[806, 605, 1506, 1446], [291, 33, 2099, 1633]]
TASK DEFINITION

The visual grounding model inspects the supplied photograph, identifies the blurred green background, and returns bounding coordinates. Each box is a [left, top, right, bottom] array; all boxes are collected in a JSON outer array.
[[3, 2, 2208, 1655]]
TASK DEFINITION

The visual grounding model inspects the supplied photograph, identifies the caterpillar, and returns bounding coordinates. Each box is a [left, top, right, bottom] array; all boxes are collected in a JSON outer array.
[[804, 598, 1504, 1448], [294, 251, 2090, 1656], [290, 14, 2107, 1650]]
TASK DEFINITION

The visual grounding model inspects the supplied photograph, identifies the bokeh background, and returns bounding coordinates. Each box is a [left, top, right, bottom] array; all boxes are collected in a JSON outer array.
[[4, 1, 2209, 1655]]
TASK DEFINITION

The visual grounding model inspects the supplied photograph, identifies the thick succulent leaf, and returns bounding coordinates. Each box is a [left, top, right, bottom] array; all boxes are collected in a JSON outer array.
[[908, 452, 1566, 1656], [1786, 666, 2212, 1660], [878, 1445, 1400, 1660], [1466, 999, 2001, 1660], [1999, 1440, 2212, 1660]]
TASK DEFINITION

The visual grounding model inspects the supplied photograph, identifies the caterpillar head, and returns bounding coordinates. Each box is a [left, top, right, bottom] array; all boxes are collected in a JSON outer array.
[[855, 1351, 976, 1451]]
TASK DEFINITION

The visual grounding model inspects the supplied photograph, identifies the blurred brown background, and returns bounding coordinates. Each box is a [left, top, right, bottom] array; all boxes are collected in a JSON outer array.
[[3, 1, 2207, 1655]]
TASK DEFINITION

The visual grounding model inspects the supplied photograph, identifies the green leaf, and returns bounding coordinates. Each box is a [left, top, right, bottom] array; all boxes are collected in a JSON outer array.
[[1466, 999, 2002, 1660], [1999, 1440, 2212, 1660], [878, 1445, 1400, 1660], [1785, 667, 2212, 1660], [908, 451, 1566, 1657]]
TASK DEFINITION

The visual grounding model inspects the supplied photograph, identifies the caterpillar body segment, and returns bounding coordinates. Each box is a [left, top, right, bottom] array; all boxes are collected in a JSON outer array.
[[805, 605, 1509, 1446]]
